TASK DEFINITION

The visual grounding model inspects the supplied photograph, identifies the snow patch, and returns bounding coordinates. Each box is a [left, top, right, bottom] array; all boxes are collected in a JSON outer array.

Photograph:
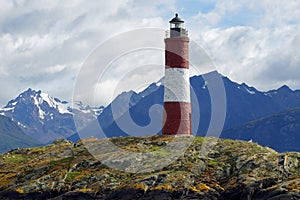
[[0, 107, 14, 111], [245, 87, 255, 95], [72, 101, 102, 117], [17, 121, 27, 128], [40, 92, 56, 108], [40, 92, 72, 114], [264, 93, 272, 97], [57, 105, 72, 114], [38, 109, 45, 119], [33, 95, 45, 119], [202, 81, 207, 89]]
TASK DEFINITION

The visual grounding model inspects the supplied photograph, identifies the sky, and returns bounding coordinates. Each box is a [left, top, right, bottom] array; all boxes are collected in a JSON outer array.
[[0, 0, 300, 106]]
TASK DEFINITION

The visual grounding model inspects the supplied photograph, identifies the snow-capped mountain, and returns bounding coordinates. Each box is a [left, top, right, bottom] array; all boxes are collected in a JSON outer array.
[[2, 72, 300, 153], [0, 88, 102, 144]]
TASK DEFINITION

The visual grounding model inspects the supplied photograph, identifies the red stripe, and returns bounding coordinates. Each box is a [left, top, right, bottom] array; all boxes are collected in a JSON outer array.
[[165, 38, 189, 69], [162, 102, 192, 135]]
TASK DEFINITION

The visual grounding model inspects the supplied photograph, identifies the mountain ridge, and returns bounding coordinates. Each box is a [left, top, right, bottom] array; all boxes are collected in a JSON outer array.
[[0, 88, 102, 144], [94, 72, 300, 148], [222, 107, 300, 152], [1, 72, 300, 153]]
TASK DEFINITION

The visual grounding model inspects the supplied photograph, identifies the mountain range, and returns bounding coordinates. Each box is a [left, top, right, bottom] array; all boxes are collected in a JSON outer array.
[[0, 88, 102, 146], [92, 71, 300, 152], [1, 71, 300, 153]]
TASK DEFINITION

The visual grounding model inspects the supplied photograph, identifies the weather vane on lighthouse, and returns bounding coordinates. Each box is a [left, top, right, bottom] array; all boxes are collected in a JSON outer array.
[[162, 13, 192, 135]]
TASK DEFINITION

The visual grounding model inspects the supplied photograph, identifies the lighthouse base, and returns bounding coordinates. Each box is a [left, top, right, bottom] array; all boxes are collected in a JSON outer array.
[[162, 102, 191, 135]]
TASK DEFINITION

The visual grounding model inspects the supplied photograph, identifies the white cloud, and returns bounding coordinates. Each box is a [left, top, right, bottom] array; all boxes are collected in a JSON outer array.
[[0, 0, 175, 106], [45, 64, 67, 74], [0, 0, 299, 107], [188, 0, 300, 91]]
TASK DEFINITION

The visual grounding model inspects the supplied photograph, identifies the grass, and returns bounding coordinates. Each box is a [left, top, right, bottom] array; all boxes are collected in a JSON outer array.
[[208, 159, 219, 167], [4, 154, 28, 164], [50, 157, 74, 166], [30, 146, 47, 153], [1, 135, 299, 196], [65, 171, 81, 182]]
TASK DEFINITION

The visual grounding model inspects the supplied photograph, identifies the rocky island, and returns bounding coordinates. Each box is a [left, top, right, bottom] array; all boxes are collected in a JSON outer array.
[[0, 136, 299, 199]]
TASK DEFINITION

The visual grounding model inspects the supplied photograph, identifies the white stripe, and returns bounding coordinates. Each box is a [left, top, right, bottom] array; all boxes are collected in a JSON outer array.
[[164, 68, 190, 102]]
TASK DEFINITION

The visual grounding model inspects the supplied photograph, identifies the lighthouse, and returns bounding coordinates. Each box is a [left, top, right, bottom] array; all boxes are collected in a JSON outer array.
[[162, 13, 191, 135]]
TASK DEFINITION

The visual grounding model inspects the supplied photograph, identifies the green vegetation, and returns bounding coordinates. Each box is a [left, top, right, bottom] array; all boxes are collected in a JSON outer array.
[[0, 135, 299, 198], [50, 157, 74, 166], [4, 154, 28, 164], [65, 171, 81, 182]]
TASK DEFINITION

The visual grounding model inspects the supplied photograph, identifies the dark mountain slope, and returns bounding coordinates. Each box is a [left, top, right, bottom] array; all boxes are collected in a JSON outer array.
[[0, 115, 40, 153], [222, 108, 300, 152], [97, 72, 299, 139]]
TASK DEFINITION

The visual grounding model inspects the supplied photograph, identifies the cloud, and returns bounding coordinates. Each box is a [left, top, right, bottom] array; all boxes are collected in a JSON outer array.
[[0, 0, 175, 106], [188, 0, 300, 91], [0, 0, 299, 107]]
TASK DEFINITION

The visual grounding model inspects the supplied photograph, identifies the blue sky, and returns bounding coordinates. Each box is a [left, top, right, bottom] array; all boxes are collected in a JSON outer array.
[[177, 0, 216, 15], [0, 0, 299, 106]]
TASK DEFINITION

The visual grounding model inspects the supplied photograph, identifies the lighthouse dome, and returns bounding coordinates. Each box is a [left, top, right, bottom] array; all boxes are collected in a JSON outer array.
[[169, 13, 184, 23]]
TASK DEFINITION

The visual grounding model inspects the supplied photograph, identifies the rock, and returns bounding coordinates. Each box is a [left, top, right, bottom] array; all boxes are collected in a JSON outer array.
[[0, 136, 300, 199], [52, 138, 72, 145], [76, 160, 90, 169], [157, 141, 166, 146]]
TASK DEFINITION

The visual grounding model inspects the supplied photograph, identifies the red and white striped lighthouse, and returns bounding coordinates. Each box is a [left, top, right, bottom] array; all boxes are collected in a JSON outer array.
[[162, 13, 191, 135]]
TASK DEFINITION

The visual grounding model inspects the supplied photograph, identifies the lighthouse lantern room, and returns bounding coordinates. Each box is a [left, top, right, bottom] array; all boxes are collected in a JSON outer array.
[[169, 13, 188, 38]]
